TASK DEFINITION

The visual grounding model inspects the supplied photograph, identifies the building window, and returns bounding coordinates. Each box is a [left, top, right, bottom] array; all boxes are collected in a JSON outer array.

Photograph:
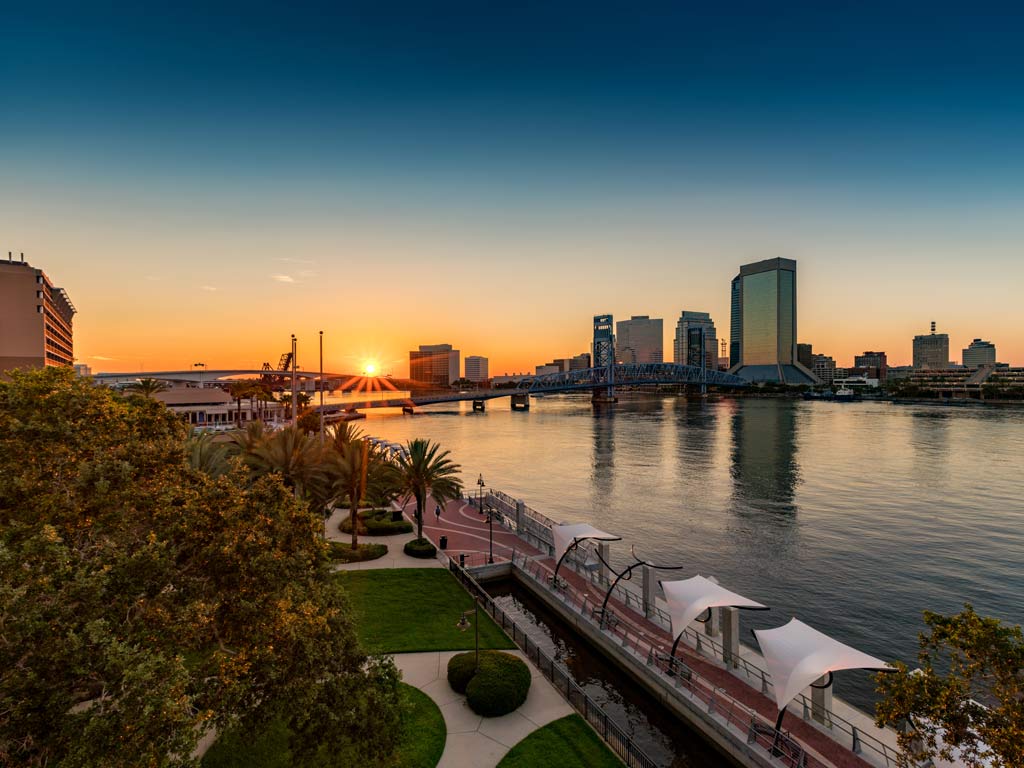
[[37, 290, 43, 299], [37, 305, 44, 313]]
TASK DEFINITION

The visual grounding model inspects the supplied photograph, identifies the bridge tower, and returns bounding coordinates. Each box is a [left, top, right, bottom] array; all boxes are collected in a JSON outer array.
[[592, 314, 617, 404]]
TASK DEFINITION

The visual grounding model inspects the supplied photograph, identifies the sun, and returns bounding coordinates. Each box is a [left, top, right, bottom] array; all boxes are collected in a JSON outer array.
[[363, 361, 378, 376]]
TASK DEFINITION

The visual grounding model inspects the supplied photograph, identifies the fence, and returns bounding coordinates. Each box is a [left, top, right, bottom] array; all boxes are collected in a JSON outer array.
[[447, 557, 660, 768]]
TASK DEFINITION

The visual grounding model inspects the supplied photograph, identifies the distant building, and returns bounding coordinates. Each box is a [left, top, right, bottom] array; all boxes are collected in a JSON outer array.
[[464, 355, 489, 383], [565, 353, 591, 370], [912, 322, 950, 370], [154, 384, 284, 428], [962, 339, 996, 368], [812, 354, 837, 385], [73, 363, 92, 376], [833, 374, 879, 389], [409, 344, 460, 387], [0, 253, 76, 375], [673, 311, 717, 371], [616, 316, 663, 364], [535, 364, 561, 376], [854, 351, 888, 381], [728, 258, 816, 384], [796, 343, 814, 371]]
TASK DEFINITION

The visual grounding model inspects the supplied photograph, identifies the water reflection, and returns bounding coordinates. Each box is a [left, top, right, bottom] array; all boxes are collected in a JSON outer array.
[[730, 400, 800, 518], [590, 408, 615, 510]]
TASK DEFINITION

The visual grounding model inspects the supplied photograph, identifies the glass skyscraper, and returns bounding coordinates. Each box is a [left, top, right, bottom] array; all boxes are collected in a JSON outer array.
[[728, 258, 816, 384]]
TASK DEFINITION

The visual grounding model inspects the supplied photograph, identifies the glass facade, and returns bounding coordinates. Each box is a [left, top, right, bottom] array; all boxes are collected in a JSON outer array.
[[777, 269, 795, 364], [729, 277, 742, 368], [741, 270, 779, 365]]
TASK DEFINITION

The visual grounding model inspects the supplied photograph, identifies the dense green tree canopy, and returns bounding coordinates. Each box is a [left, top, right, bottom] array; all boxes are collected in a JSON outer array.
[[0, 368, 400, 767]]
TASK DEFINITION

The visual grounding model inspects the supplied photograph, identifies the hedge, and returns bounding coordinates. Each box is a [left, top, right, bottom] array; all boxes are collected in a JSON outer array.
[[447, 651, 531, 717], [339, 510, 413, 536], [327, 541, 388, 563], [403, 538, 437, 559]]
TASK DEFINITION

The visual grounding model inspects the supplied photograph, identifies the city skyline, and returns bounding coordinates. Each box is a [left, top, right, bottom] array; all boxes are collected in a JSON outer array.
[[3, 4, 1023, 373]]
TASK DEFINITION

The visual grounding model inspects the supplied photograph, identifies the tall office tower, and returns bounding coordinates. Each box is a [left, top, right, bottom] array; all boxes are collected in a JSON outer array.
[[962, 339, 996, 368], [0, 253, 76, 375], [409, 344, 460, 387], [854, 351, 888, 380], [673, 311, 717, 370], [912, 322, 950, 369], [464, 355, 489, 383], [615, 316, 663, 364], [728, 258, 816, 383], [796, 343, 814, 370]]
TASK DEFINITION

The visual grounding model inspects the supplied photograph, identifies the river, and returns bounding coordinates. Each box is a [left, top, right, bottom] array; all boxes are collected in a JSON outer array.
[[357, 394, 1024, 709]]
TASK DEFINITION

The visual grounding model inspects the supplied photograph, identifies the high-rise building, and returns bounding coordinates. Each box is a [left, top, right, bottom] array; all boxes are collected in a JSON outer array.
[[1, 254, 76, 375], [615, 316, 663, 364], [464, 355, 489, 383], [796, 343, 814, 370], [962, 339, 996, 368], [409, 344, 460, 387], [812, 354, 836, 385], [912, 322, 950, 369], [854, 351, 888, 381], [673, 311, 717, 370], [728, 258, 816, 383], [565, 353, 591, 370]]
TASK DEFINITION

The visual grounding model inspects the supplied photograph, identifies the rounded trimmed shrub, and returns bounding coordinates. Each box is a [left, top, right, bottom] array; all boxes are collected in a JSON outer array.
[[403, 537, 437, 559], [447, 651, 532, 717], [447, 651, 478, 694], [339, 510, 413, 536]]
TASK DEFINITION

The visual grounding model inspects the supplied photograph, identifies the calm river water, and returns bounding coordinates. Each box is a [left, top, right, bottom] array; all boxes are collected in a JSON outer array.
[[360, 395, 1024, 709]]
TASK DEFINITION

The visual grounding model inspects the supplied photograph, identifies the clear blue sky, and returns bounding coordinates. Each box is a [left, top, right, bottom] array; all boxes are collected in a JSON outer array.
[[3, 2, 1022, 371]]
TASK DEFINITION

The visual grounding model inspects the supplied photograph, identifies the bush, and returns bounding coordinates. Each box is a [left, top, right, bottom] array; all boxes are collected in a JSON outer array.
[[327, 541, 388, 563], [403, 538, 437, 559], [338, 510, 413, 536], [447, 651, 531, 717]]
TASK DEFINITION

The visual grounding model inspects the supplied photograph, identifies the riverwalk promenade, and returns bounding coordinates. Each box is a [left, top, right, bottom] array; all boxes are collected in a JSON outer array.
[[406, 496, 903, 768]]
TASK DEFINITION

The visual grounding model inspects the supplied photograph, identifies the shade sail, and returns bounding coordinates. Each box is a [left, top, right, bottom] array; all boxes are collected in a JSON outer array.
[[552, 523, 621, 562], [754, 618, 892, 712], [660, 575, 766, 638]]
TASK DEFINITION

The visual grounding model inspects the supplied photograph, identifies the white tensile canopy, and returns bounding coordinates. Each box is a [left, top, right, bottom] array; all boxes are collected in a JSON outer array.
[[754, 618, 892, 712], [660, 575, 767, 638], [552, 523, 621, 562]]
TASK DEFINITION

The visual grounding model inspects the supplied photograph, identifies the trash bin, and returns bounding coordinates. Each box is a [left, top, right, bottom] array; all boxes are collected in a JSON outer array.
[[391, 510, 402, 522], [439, 535, 448, 550]]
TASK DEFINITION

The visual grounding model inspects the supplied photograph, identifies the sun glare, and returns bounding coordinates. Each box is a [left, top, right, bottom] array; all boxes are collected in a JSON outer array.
[[364, 361, 378, 375]]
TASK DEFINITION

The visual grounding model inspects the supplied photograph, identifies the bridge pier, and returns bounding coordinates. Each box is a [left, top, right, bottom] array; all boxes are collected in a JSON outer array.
[[472, 399, 486, 412], [591, 388, 618, 405], [402, 406, 416, 415], [510, 394, 530, 411]]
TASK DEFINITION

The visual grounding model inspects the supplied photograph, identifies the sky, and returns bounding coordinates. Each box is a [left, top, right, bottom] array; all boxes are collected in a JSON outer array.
[[2, 2, 1023, 374]]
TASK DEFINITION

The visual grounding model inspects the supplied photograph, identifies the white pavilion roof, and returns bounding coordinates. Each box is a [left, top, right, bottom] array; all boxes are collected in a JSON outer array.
[[660, 575, 766, 638], [754, 618, 892, 712], [552, 523, 621, 562]]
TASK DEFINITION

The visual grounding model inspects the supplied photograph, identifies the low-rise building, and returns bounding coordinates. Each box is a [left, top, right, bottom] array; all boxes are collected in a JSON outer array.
[[962, 339, 996, 367], [153, 384, 284, 428]]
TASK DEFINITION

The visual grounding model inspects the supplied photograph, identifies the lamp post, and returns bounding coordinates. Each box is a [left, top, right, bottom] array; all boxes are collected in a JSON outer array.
[[319, 330, 324, 444], [477, 473, 485, 515], [193, 362, 206, 388], [456, 600, 480, 670], [290, 334, 297, 426]]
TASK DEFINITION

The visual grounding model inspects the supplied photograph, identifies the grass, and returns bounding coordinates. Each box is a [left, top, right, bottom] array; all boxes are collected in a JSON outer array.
[[201, 683, 445, 768], [327, 541, 387, 563], [496, 715, 624, 768], [335, 568, 515, 653]]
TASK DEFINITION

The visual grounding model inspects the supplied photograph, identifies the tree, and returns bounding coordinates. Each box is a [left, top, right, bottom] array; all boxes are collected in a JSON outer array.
[[184, 429, 232, 478], [243, 424, 326, 501], [875, 604, 1024, 768], [0, 367, 401, 767], [394, 438, 463, 541], [125, 377, 169, 398]]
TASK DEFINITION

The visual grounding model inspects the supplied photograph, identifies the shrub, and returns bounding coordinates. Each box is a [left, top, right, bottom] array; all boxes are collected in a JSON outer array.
[[328, 542, 388, 563], [447, 651, 531, 717], [338, 511, 412, 536], [403, 538, 437, 559]]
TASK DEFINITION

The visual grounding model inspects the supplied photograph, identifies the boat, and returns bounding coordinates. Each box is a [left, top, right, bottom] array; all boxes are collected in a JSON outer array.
[[834, 386, 857, 402]]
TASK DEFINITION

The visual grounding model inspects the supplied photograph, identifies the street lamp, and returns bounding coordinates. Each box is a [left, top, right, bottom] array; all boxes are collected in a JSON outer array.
[[193, 362, 206, 388], [319, 331, 325, 444], [477, 473, 485, 515], [456, 600, 480, 670]]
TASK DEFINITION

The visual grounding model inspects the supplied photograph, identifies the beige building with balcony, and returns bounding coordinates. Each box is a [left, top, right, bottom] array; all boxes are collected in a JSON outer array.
[[1, 254, 76, 375]]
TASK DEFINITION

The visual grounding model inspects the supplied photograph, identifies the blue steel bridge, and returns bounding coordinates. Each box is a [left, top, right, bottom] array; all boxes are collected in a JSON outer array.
[[320, 363, 748, 412]]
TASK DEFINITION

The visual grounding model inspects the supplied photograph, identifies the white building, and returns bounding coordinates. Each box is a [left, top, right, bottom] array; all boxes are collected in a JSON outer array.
[[464, 355, 489, 383], [616, 316, 663, 364], [962, 339, 996, 368]]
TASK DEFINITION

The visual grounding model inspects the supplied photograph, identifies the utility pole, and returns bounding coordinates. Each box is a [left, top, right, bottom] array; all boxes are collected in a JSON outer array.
[[319, 330, 325, 444], [291, 334, 298, 426]]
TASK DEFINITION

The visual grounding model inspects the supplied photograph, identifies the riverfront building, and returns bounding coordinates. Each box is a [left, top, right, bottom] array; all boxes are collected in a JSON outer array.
[[854, 351, 888, 381], [728, 258, 816, 384], [0, 253, 76, 375], [962, 339, 996, 367], [673, 311, 718, 371], [410, 344, 460, 387], [912, 322, 950, 369], [811, 354, 837, 385], [615, 316, 663, 364], [464, 355, 489, 383]]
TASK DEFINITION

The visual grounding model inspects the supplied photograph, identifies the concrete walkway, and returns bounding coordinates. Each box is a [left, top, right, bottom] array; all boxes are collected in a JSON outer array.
[[327, 504, 575, 767], [395, 651, 572, 768]]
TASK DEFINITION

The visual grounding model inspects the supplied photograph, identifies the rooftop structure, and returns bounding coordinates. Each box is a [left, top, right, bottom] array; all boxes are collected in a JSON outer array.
[[0, 253, 76, 375]]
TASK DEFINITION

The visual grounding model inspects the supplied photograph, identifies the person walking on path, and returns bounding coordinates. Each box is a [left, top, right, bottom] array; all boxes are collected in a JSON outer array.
[[434, 503, 442, 523]]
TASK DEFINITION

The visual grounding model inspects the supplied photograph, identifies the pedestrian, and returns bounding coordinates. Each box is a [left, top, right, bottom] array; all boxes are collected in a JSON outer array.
[[434, 504, 442, 523]]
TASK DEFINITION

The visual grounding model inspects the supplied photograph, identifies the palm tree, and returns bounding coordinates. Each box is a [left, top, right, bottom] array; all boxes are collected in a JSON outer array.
[[185, 430, 232, 478], [244, 425, 325, 501], [227, 381, 258, 427], [328, 421, 365, 453], [127, 378, 168, 398], [394, 439, 463, 541]]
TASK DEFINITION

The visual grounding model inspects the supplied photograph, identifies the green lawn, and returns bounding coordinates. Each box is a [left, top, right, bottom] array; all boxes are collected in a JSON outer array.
[[336, 568, 515, 653], [497, 715, 624, 768], [201, 682, 445, 768]]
